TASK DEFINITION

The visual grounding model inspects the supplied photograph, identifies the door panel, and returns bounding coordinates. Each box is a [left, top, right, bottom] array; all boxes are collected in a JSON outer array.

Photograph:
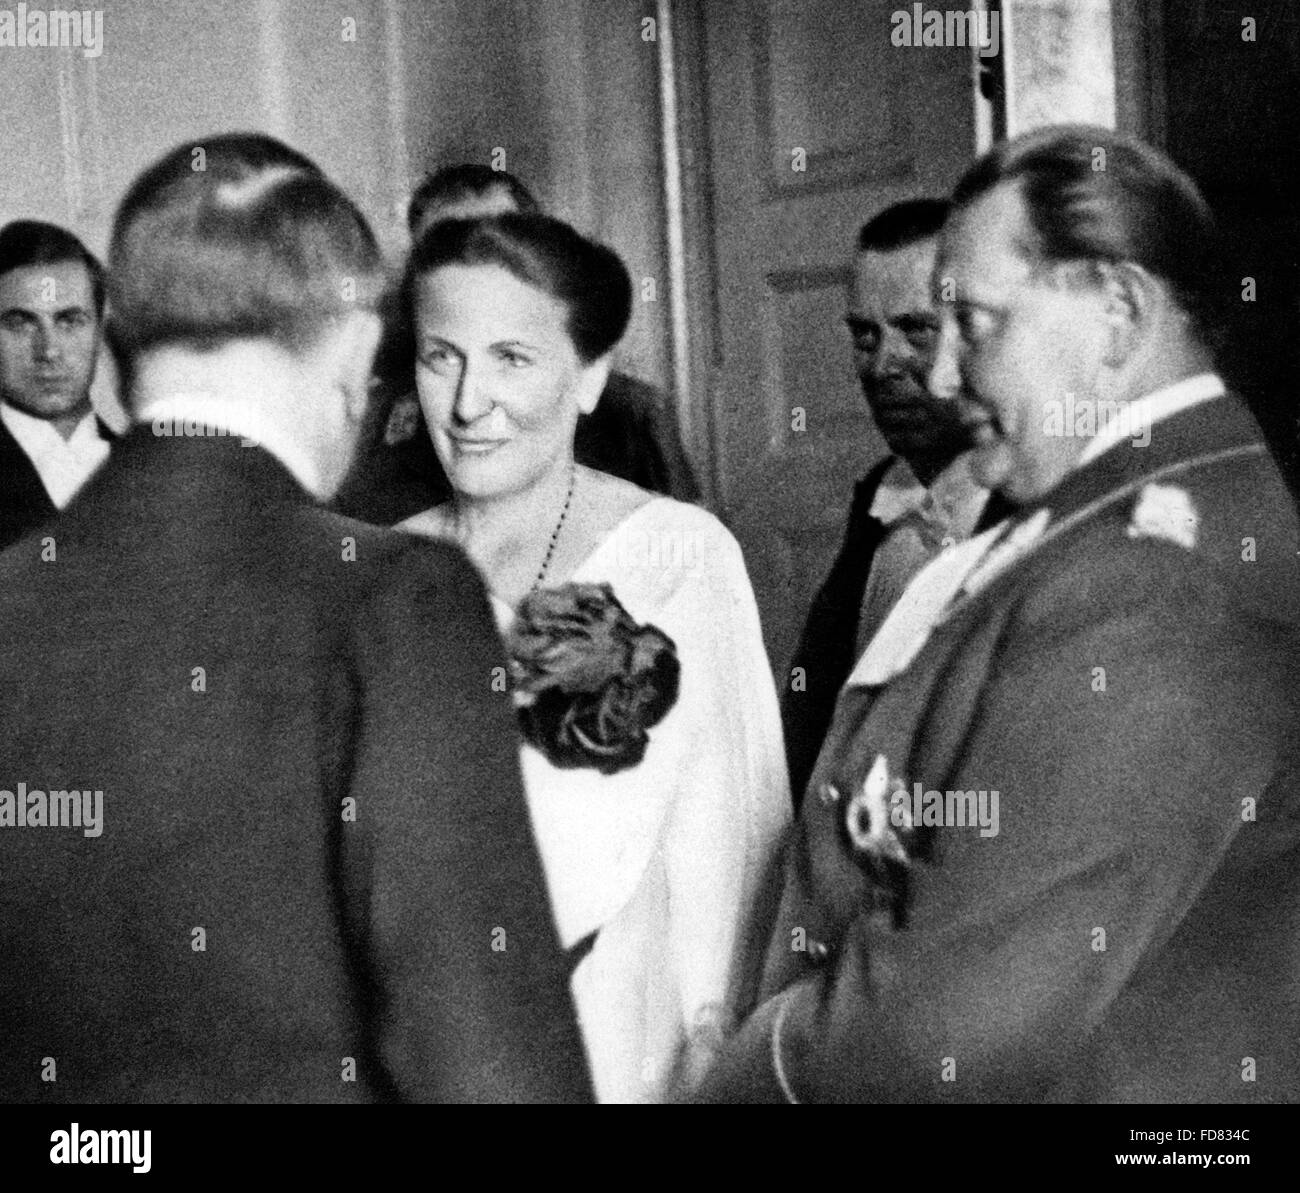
[[686, 0, 978, 674]]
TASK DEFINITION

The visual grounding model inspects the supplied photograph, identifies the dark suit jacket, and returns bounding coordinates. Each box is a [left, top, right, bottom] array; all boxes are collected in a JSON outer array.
[[781, 457, 895, 807], [0, 427, 591, 1103], [699, 394, 1300, 1103], [0, 413, 117, 552], [0, 415, 59, 552]]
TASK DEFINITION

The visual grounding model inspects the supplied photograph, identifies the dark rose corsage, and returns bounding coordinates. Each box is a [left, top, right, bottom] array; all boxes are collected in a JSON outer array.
[[506, 582, 681, 775]]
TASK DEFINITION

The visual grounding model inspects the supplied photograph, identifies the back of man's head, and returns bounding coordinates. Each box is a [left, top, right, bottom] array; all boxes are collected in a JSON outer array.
[[857, 198, 950, 255], [108, 133, 382, 368], [407, 164, 539, 235], [0, 220, 105, 316], [952, 124, 1223, 348]]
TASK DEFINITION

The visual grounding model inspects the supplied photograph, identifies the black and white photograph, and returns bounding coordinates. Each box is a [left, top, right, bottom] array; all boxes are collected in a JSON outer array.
[[0, 0, 1296, 1170]]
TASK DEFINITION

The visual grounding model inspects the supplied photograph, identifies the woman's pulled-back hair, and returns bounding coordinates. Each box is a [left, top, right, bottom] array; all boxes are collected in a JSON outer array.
[[404, 213, 633, 364]]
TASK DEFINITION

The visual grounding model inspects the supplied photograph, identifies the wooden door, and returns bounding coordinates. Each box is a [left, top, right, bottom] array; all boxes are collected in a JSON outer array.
[[673, 0, 979, 674]]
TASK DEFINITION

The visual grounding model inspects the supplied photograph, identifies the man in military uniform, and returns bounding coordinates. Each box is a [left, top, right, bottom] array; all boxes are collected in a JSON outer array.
[[698, 126, 1300, 1103]]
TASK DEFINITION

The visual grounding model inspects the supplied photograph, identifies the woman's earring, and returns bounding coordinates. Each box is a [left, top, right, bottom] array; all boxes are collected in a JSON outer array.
[[384, 394, 421, 445]]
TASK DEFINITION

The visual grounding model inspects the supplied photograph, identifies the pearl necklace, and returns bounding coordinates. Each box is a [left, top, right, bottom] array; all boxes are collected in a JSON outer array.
[[533, 463, 577, 590]]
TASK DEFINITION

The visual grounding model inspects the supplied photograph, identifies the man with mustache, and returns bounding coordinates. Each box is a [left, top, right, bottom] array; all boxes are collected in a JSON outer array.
[[783, 200, 991, 806], [0, 221, 113, 552], [699, 126, 1300, 1103]]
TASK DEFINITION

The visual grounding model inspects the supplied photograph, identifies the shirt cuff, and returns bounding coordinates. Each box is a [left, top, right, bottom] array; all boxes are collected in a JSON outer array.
[[769, 981, 821, 1103]]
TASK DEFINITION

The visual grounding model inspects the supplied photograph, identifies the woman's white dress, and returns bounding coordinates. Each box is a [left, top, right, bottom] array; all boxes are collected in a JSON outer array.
[[400, 493, 785, 1102], [413, 496, 790, 1102]]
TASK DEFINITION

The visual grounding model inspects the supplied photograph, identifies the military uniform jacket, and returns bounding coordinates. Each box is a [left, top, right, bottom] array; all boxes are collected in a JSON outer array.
[[699, 393, 1300, 1103]]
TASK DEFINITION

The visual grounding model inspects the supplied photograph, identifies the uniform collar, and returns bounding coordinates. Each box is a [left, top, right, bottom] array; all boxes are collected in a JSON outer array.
[[1022, 385, 1259, 526], [847, 388, 1268, 691], [1076, 372, 1226, 468]]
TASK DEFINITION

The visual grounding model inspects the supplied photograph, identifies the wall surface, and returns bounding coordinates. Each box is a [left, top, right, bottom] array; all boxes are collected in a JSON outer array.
[[0, 0, 672, 418]]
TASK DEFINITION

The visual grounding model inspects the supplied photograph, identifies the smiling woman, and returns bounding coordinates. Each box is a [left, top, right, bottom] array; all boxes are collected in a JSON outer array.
[[398, 215, 634, 602], [412, 259, 606, 531], [397, 212, 791, 1102]]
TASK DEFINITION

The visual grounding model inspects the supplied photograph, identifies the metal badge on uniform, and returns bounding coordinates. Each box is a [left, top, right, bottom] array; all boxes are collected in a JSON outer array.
[[840, 753, 921, 928], [1126, 483, 1199, 549], [845, 754, 910, 861]]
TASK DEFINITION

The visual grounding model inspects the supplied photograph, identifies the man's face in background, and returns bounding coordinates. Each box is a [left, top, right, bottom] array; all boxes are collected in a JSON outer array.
[[847, 237, 970, 481], [0, 260, 101, 433]]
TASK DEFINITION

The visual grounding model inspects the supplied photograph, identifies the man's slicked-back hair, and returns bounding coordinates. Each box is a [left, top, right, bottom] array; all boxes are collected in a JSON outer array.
[[951, 124, 1224, 345], [0, 220, 106, 316], [108, 132, 382, 363], [404, 212, 632, 364], [407, 164, 539, 234], [857, 198, 950, 253]]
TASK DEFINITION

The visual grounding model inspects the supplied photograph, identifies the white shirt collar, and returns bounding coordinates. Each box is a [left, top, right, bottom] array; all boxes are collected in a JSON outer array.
[[868, 449, 986, 529], [845, 505, 1051, 691], [0, 402, 110, 509], [1076, 372, 1225, 468], [845, 523, 1003, 689], [135, 394, 322, 496]]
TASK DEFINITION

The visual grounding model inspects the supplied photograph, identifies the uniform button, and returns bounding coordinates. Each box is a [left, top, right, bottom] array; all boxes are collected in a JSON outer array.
[[807, 939, 830, 963], [817, 783, 840, 806]]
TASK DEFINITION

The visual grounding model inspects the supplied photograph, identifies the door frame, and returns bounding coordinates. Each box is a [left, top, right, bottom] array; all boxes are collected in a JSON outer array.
[[656, 0, 723, 509], [659, 0, 1167, 515]]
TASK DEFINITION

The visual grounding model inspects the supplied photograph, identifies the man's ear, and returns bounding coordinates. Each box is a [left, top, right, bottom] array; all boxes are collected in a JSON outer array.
[[332, 309, 384, 422], [574, 354, 612, 415], [1097, 261, 1160, 367]]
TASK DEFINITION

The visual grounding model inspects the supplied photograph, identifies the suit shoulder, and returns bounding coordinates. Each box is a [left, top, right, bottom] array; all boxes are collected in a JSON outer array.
[[1016, 509, 1222, 615], [306, 507, 473, 573], [307, 506, 408, 554], [1005, 505, 1299, 680], [293, 506, 487, 628], [359, 526, 490, 625]]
